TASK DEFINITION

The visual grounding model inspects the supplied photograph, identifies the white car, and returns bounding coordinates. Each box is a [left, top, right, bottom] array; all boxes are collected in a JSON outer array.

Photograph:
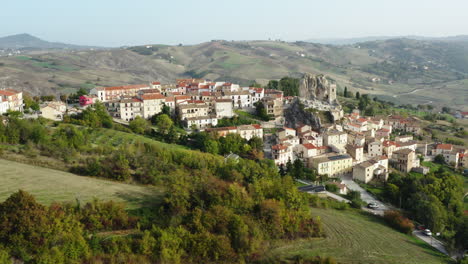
[[423, 229, 432, 236]]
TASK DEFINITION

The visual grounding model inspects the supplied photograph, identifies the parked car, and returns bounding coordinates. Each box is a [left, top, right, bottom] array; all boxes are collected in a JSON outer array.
[[423, 229, 432, 236], [367, 202, 379, 209]]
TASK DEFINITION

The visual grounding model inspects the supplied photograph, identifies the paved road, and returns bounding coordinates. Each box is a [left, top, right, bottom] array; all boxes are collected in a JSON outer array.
[[413, 230, 449, 256], [295, 179, 350, 203], [341, 175, 389, 215]]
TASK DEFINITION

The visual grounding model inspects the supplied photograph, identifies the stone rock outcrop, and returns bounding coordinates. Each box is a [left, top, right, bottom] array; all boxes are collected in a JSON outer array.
[[299, 73, 337, 104], [284, 99, 321, 130]]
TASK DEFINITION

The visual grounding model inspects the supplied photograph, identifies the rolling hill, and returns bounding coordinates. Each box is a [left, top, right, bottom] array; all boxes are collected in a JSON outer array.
[[0, 33, 100, 50], [0, 37, 467, 110]]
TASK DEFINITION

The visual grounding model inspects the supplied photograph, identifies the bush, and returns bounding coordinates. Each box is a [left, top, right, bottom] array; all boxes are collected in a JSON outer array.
[[325, 183, 339, 193], [383, 210, 414, 235]]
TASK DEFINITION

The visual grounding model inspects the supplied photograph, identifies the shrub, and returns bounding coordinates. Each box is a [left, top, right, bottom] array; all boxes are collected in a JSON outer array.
[[383, 210, 414, 235]]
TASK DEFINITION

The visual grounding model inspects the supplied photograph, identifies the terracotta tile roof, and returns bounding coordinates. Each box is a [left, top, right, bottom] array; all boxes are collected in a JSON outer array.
[[152, 81, 161, 85], [272, 144, 288, 150], [436, 144, 453, 150], [141, 94, 165, 100], [214, 99, 232, 103], [201, 91, 212, 96], [302, 143, 317, 150], [0, 90, 16, 96], [165, 97, 175, 102], [251, 124, 262, 129], [102, 84, 149, 91]]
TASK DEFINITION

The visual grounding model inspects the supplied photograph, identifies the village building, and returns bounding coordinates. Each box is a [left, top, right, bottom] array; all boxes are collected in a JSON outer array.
[[185, 115, 218, 129], [346, 144, 364, 162], [261, 96, 283, 117], [91, 84, 150, 102], [272, 144, 293, 165], [39, 101, 67, 121], [311, 154, 353, 177], [392, 149, 419, 173], [432, 144, 460, 167], [223, 91, 252, 108], [323, 130, 347, 148], [353, 156, 389, 183], [212, 99, 234, 118], [368, 141, 383, 157], [140, 93, 165, 119], [0, 89, 23, 113], [277, 127, 297, 139], [105, 98, 143, 121]]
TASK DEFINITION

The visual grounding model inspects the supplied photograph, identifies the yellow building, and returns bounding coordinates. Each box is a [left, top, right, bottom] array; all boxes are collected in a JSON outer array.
[[311, 154, 353, 177]]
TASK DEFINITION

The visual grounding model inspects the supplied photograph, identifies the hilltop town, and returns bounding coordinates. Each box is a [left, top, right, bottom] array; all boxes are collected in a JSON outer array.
[[1, 73, 467, 180]]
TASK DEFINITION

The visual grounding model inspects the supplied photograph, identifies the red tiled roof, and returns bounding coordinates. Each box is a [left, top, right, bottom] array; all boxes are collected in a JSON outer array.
[[103, 84, 149, 91], [201, 91, 212, 96], [151, 81, 161, 85], [272, 144, 288, 150], [0, 90, 16, 96], [141, 94, 165, 100], [302, 143, 317, 150], [187, 100, 205, 104], [251, 124, 262, 129], [165, 97, 175, 102], [214, 99, 232, 103], [436, 144, 453, 150], [357, 118, 367, 123]]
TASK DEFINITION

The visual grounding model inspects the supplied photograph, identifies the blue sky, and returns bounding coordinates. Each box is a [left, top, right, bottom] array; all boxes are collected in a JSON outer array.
[[2, 0, 468, 46]]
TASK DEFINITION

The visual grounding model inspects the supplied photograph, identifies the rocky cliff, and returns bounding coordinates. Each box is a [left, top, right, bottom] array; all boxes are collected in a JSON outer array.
[[298, 73, 336, 103], [284, 99, 321, 129]]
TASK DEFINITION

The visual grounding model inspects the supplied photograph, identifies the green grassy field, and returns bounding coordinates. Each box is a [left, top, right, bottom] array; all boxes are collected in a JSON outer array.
[[0, 159, 163, 209], [264, 208, 451, 264]]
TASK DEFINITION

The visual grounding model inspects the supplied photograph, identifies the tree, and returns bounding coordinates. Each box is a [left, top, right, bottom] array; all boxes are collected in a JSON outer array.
[[292, 159, 305, 179], [355, 91, 360, 99], [59, 94, 68, 103], [266, 80, 279, 90], [248, 136, 263, 152], [344, 86, 348, 98], [254, 102, 269, 121], [250, 81, 262, 88], [434, 154, 446, 164], [129, 116, 151, 134], [154, 114, 173, 135]]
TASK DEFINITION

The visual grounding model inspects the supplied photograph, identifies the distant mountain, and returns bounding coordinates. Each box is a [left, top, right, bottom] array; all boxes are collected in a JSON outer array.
[[0, 33, 102, 50], [305, 35, 468, 45]]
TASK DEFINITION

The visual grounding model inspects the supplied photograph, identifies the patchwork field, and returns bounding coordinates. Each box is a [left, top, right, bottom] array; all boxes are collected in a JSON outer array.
[[265, 208, 451, 264], [0, 159, 163, 209]]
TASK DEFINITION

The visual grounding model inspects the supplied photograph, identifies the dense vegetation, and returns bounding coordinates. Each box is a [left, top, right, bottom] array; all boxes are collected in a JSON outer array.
[[266, 77, 300, 97], [380, 168, 467, 251], [0, 110, 326, 263]]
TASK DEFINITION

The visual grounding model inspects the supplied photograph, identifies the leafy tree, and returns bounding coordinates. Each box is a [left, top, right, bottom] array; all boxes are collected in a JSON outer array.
[[266, 80, 279, 90], [154, 114, 173, 135], [434, 154, 446, 164], [254, 102, 269, 121], [355, 91, 360, 99], [129, 116, 151, 134]]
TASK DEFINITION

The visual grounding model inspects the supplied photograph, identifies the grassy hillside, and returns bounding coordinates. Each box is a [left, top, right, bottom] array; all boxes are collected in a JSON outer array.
[[0, 39, 467, 110], [264, 208, 452, 264], [0, 159, 162, 209]]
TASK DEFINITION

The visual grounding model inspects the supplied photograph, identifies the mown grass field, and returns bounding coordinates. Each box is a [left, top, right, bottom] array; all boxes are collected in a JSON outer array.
[[264, 208, 452, 264], [0, 159, 163, 209]]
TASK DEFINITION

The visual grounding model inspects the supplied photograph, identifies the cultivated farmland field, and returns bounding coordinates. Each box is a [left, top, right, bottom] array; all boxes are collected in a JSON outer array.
[[0, 159, 163, 209], [264, 208, 451, 264]]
